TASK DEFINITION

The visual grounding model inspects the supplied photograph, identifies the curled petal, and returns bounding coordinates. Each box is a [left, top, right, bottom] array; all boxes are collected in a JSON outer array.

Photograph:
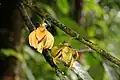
[[68, 58, 74, 68], [51, 46, 62, 57], [74, 50, 80, 60], [44, 31, 54, 49], [29, 30, 38, 48]]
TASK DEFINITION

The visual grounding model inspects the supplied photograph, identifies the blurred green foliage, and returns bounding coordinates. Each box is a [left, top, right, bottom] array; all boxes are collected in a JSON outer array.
[[1, 0, 120, 80]]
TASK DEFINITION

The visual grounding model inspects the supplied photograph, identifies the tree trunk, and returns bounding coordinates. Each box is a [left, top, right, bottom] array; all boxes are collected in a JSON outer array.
[[0, 0, 24, 80], [72, 0, 83, 24]]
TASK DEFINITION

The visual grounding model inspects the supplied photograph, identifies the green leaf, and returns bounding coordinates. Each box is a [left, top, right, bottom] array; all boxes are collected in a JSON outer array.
[[88, 63, 104, 80], [84, 52, 100, 66], [22, 63, 36, 80], [35, 3, 57, 18], [1, 49, 25, 62], [57, 0, 69, 15], [59, 17, 88, 38], [84, 0, 104, 16]]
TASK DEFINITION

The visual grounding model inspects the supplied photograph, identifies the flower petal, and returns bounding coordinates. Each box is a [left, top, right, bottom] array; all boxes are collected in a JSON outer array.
[[61, 47, 72, 62], [29, 30, 38, 48], [36, 26, 46, 41], [44, 31, 54, 49]]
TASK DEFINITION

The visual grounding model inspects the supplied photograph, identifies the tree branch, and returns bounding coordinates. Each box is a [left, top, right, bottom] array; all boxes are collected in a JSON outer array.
[[22, 3, 120, 67], [19, 2, 35, 32], [19, 2, 69, 80]]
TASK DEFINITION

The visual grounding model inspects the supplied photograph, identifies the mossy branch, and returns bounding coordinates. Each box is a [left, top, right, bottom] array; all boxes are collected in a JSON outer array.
[[22, 3, 120, 67]]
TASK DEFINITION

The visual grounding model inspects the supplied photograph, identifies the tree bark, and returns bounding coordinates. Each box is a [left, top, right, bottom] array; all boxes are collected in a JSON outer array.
[[0, 0, 24, 80]]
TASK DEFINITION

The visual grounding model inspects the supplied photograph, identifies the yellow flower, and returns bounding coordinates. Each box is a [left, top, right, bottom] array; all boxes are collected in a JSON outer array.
[[51, 42, 79, 68], [29, 23, 54, 53]]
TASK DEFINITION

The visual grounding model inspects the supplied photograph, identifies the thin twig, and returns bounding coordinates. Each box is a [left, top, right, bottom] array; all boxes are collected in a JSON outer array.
[[78, 48, 92, 53], [22, 3, 120, 67]]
